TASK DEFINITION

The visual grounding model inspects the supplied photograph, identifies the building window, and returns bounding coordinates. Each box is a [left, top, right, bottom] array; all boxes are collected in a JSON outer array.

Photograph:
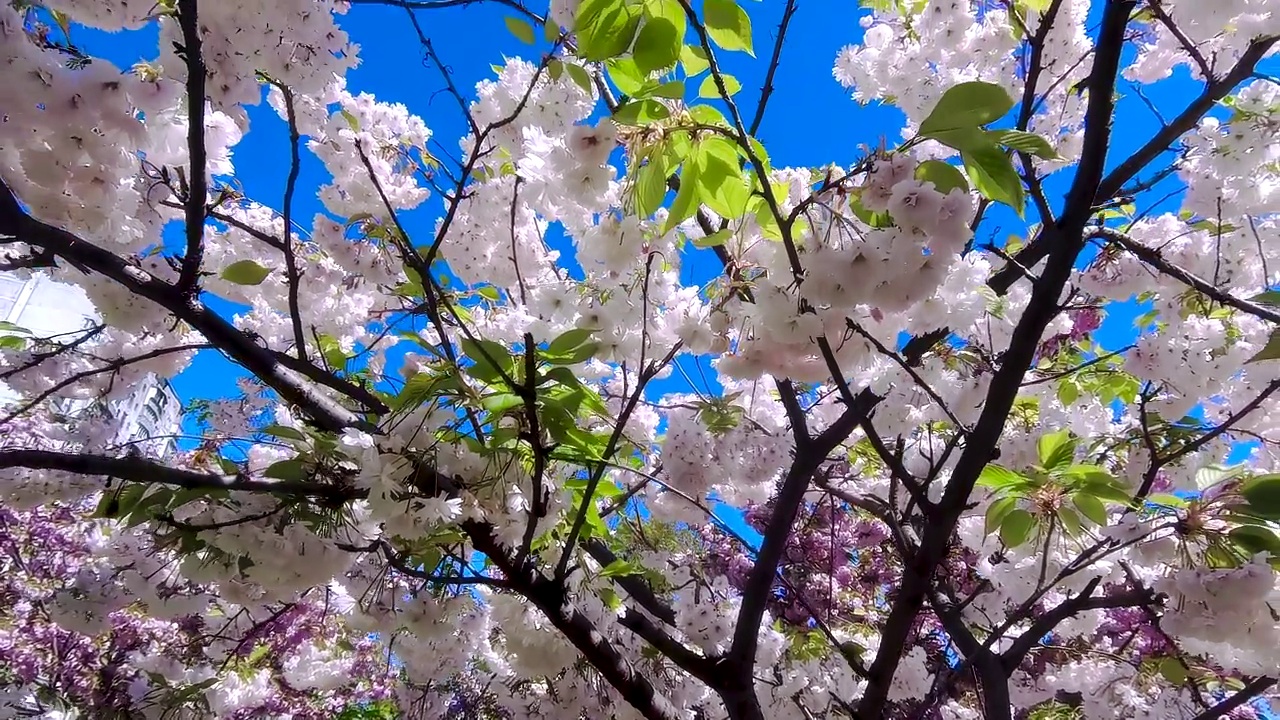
[[0, 274, 26, 322]]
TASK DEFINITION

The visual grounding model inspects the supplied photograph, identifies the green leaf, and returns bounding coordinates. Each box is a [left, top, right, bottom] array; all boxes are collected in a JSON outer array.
[[565, 62, 595, 95], [1057, 507, 1084, 537], [477, 286, 501, 302], [1241, 474, 1280, 519], [600, 559, 643, 578], [1247, 328, 1280, 363], [607, 57, 649, 96], [914, 160, 969, 195], [999, 508, 1036, 547], [985, 495, 1018, 536], [261, 424, 306, 441], [0, 335, 25, 350], [698, 73, 741, 98], [634, 155, 668, 216], [633, 1, 684, 72], [221, 260, 272, 285], [703, 0, 753, 55], [923, 125, 994, 155], [694, 136, 750, 219], [680, 44, 709, 76], [263, 459, 308, 482], [1037, 430, 1075, 469], [1057, 380, 1079, 407], [576, 0, 642, 61], [482, 393, 525, 415], [694, 228, 732, 248], [1196, 463, 1246, 488], [505, 16, 535, 43], [639, 79, 685, 99], [544, 16, 561, 42], [340, 108, 360, 132], [614, 99, 671, 125], [1249, 290, 1280, 307], [664, 161, 701, 234], [461, 338, 513, 384], [977, 464, 1026, 490], [991, 129, 1058, 159], [1146, 493, 1189, 508], [0, 321, 30, 334], [1229, 525, 1280, 557], [1159, 657, 1188, 686], [687, 103, 730, 127], [1072, 492, 1108, 526], [548, 327, 596, 355], [546, 327, 600, 365], [919, 81, 1015, 135], [962, 143, 1025, 216]]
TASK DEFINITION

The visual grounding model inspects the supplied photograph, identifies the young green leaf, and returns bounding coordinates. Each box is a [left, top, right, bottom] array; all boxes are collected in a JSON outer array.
[[606, 57, 650, 96], [991, 129, 1058, 159], [633, 0, 684, 72], [962, 143, 1025, 216], [1241, 474, 1280, 519], [1037, 429, 1076, 470], [680, 44, 710, 75], [999, 508, 1036, 547], [481, 393, 525, 415], [634, 155, 668, 216], [694, 136, 750, 219], [613, 99, 671, 125], [663, 161, 701, 234], [703, 0, 753, 55], [600, 559, 643, 578], [564, 62, 595, 94], [698, 73, 741, 98], [221, 260, 272, 285], [1072, 492, 1108, 526], [505, 16, 535, 43], [263, 459, 308, 482], [576, 0, 642, 61], [694, 228, 732, 248], [984, 495, 1018, 536], [919, 81, 1015, 135], [977, 464, 1027, 490], [914, 160, 969, 195]]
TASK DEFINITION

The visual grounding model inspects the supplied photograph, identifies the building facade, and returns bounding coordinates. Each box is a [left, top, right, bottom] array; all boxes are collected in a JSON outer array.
[[0, 272, 182, 459]]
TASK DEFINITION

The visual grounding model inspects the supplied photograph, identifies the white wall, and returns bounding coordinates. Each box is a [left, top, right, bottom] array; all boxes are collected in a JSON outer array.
[[1, 271, 182, 459]]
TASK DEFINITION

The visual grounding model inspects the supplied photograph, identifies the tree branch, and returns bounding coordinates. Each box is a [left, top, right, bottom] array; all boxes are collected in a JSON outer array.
[[0, 178, 373, 434], [275, 82, 310, 362], [856, 3, 1137, 715], [1091, 226, 1280, 325], [747, 0, 797, 137], [175, 0, 208, 296], [989, 34, 1279, 294]]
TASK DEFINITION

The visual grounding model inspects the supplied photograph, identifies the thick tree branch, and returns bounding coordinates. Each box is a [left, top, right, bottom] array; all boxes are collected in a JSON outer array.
[[465, 522, 687, 720], [175, 0, 208, 296], [729, 399, 874, 673], [856, 3, 1136, 716], [0, 449, 353, 498], [999, 578, 1153, 671]]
